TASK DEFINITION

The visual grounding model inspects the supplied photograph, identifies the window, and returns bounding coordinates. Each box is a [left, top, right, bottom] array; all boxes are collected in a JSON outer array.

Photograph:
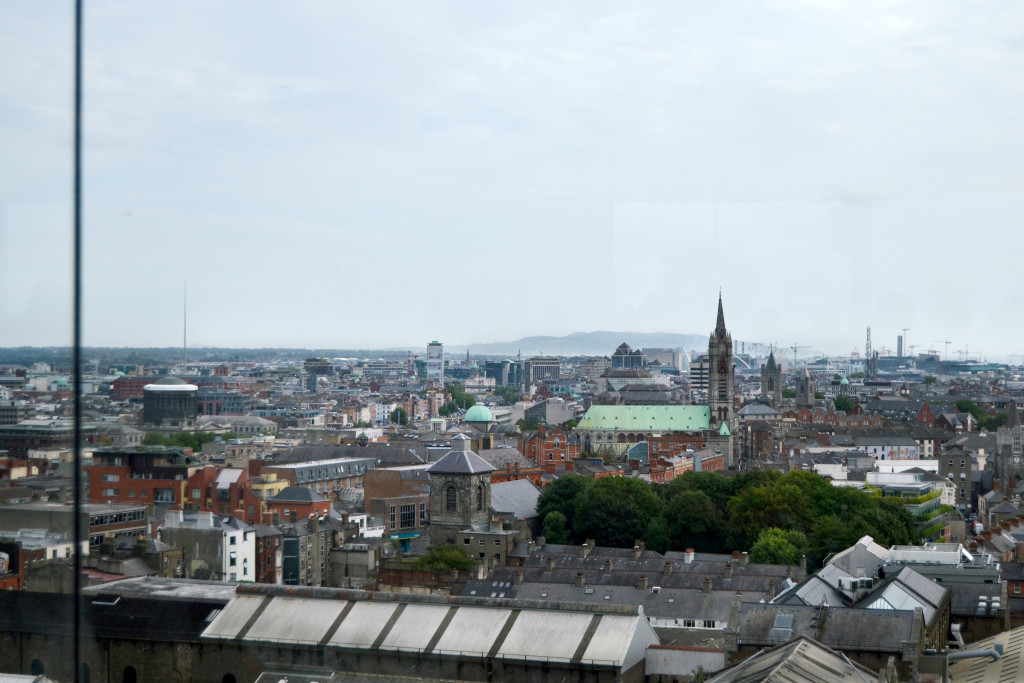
[[960, 473, 966, 481], [446, 486, 457, 512], [703, 620, 715, 628], [463, 538, 470, 545], [229, 536, 237, 545], [101, 488, 118, 496], [128, 489, 136, 497], [101, 474, 119, 482], [961, 459, 966, 468], [419, 503, 426, 522], [153, 489, 175, 503], [229, 552, 237, 566], [479, 539, 485, 546], [191, 488, 201, 499], [494, 539, 500, 546], [1015, 583, 1021, 595], [683, 619, 696, 628], [389, 506, 396, 529], [400, 504, 415, 529], [477, 482, 484, 511]]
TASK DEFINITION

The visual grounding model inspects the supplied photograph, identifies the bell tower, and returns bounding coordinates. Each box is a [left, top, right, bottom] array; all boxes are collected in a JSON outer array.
[[708, 294, 734, 431]]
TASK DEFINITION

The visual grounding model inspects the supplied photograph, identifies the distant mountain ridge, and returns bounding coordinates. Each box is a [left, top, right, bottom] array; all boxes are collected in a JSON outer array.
[[463, 331, 709, 357]]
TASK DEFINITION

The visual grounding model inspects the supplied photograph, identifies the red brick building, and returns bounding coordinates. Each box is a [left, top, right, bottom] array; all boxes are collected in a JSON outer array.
[[519, 426, 580, 474]]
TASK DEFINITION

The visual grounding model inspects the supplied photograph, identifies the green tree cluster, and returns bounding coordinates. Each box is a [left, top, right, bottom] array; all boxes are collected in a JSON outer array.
[[142, 430, 236, 451], [535, 469, 918, 570], [413, 545, 476, 572], [493, 386, 521, 405], [833, 395, 856, 413], [390, 407, 409, 425], [445, 383, 477, 410], [953, 399, 1007, 431]]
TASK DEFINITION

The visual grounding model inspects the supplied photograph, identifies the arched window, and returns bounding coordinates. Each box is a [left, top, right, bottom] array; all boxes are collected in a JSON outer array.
[[123, 666, 137, 683], [30, 660, 44, 676], [445, 486, 457, 512], [476, 483, 484, 511]]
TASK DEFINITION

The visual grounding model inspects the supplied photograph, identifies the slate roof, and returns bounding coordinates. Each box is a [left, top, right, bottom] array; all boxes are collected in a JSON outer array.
[[427, 449, 495, 475], [271, 487, 324, 503], [733, 602, 917, 654], [489, 478, 542, 520], [707, 636, 879, 683], [476, 447, 533, 470]]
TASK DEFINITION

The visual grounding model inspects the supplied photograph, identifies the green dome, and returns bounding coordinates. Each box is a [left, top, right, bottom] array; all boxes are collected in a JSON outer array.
[[840, 376, 850, 385], [464, 405, 493, 423]]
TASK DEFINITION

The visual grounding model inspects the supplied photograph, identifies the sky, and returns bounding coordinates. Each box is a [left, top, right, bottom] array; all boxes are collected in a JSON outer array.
[[2, 2, 1023, 359]]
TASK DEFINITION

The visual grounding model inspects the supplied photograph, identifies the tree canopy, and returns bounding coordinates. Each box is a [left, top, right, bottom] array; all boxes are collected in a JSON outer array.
[[535, 467, 918, 570]]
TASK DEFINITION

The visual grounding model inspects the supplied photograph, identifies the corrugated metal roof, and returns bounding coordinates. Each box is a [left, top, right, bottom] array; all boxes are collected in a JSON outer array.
[[328, 601, 397, 648], [202, 594, 265, 639], [432, 606, 513, 655], [576, 406, 711, 432], [247, 597, 347, 644], [497, 611, 593, 662], [379, 604, 451, 651]]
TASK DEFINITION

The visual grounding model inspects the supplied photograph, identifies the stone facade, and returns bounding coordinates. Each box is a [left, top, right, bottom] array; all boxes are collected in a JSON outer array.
[[759, 351, 782, 405]]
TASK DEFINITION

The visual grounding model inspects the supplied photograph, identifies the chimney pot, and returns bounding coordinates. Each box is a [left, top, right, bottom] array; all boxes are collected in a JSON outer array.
[[575, 572, 585, 588], [604, 559, 613, 576], [664, 561, 672, 575], [638, 575, 648, 591], [545, 556, 555, 572], [513, 569, 523, 586], [702, 576, 712, 593], [684, 548, 695, 564]]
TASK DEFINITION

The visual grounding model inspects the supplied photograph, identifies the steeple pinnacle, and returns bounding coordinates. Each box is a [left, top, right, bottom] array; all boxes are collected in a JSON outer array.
[[1008, 399, 1022, 429], [715, 292, 727, 338]]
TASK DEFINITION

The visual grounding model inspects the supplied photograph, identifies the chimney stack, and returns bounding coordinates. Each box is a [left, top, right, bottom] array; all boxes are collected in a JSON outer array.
[[632, 545, 642, 561], [545, 556, 555, 572], [726, 561, 733, 577], [799, 555, 807, 573], [603, 559, 613, 576], [769, 579, 776, 598], [664, 561, 673, 575], [638, 575, 648, 591], [513, 570, 523, 586], [731, 550, 741, 561], [740, 552, 749, 566], [702, 576, 712, 593], [684, 548, 695, 564], [579, 543, 591, 558], [575, 572, 585, 588]]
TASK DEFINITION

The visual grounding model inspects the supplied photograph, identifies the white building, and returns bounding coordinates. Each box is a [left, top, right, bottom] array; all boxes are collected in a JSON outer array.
[[161, 510, 256, 582]]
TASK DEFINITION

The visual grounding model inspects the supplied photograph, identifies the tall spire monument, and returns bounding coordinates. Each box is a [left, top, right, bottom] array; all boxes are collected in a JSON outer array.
[[707, 293, 736, 466]]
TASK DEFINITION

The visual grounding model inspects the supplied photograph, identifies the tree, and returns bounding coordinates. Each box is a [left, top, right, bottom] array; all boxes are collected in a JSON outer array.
[[560, 419, 579, 432], [413, 545, 476, 572], [536, 475, 592, 539], [142, 431, 167, 446], [750, 528, 807, 565], [643, 515, 670, 554], [782, 389, 796, 398], [922, 375, 938, 385], [833, 395, 856, 413], [438, 402, 459, 417], [573, 477, 664, 549], [814, 391, 825, 399], [542, 511, 570, 544], [665, 490, 721, 552], [390, 407, 409, 425], [494, 386, 521, 404]]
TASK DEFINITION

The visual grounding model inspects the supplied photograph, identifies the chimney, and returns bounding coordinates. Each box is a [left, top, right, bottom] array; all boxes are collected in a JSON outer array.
[[702, 576, 712, 593], [684, 548, 695, 564], [490, 517, 502, 533], [527, 541, 535, 556], [575, 572, 585, 588], [309, 514, 319, 532], [638, 575, 649, 591], [740, 552, 749, 566], [799, 555, 807, 573], [663, 561, 673, 575], [513, 569, 523, 586], [632, 545, 642, 561], [726, 561, 733, 577], [731, 550, 741, 561], [545, 556, 555, 572], [769, 579, 776, 598], [969, 542, 979, 553], [603, 559, 613, 576], [535, 536, 546, 549], [579, 543, 591, 558]]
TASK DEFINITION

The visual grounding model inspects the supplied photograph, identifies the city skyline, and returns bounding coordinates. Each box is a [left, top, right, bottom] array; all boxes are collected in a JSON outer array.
[[2, 2, 1023, 355]]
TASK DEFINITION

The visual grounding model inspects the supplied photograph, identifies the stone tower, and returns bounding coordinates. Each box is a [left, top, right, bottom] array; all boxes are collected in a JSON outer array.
[[760, 350, 782, 405], [796, 367, 815, 408], [426, 434, 496, 546], [708, 294, 735, 432], [996, 399, 1024, 495]]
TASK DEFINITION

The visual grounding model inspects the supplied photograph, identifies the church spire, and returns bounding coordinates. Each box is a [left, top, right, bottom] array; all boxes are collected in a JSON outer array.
[[715, 292, 727, 338]]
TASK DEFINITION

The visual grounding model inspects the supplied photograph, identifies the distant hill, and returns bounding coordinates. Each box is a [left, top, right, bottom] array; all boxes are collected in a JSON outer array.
[[463, 331, 709, 358]]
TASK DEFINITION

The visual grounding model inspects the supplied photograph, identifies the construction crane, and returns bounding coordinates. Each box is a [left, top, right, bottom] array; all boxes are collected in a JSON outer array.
[[933, 339, 952, 361], [908, 344, 919, 357], [790, 343, 811, 368]]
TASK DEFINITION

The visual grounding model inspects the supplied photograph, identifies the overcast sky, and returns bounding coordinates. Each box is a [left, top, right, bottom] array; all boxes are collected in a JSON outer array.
[[2, 2, 1023, 359]]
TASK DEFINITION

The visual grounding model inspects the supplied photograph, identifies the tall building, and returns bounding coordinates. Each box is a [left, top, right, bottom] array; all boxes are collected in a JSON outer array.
[[142, 376, 197, 426], [708, 294, 734, 432], [760, 350, 782, 405], [996, 400, 1024, 494], [426, 341, 444, 384]]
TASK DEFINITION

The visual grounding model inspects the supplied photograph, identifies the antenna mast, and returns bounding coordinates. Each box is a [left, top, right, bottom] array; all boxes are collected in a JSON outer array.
[[183, 281, 188, 374]]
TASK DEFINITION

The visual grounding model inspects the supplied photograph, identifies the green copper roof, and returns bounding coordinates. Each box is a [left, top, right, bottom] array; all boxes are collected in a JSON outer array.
[[576, 405, 711, 432], [718, 422, 732, 436], [464, 404, 493, 422]]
